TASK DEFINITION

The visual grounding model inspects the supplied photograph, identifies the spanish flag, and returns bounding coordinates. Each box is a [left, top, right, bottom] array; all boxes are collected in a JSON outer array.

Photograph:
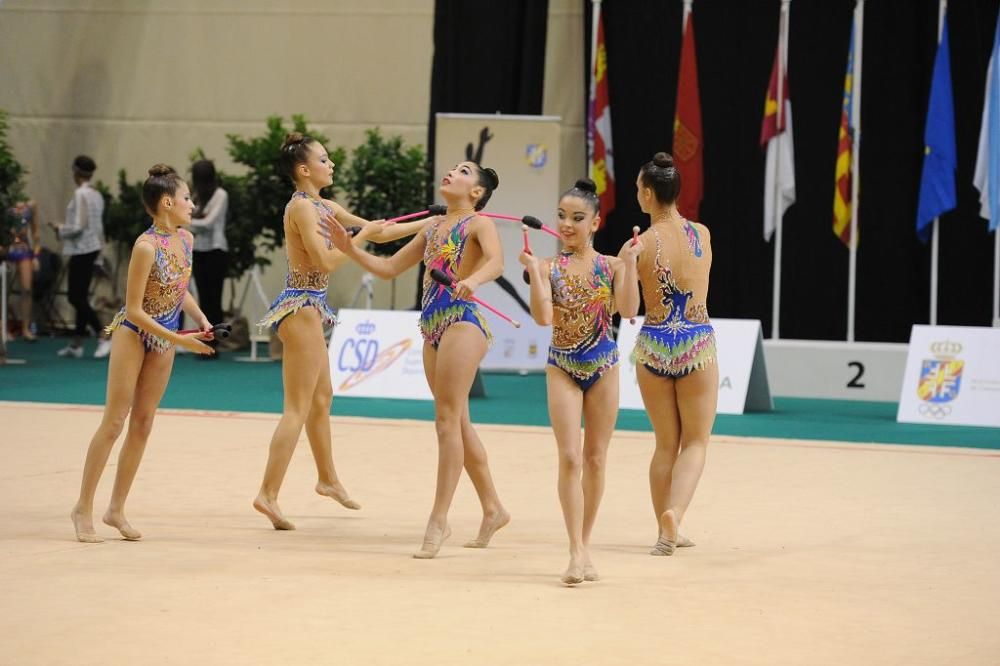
[[674, 11, 703, 221], [833, 21, 857, 247], [588, 0, 615, 226]]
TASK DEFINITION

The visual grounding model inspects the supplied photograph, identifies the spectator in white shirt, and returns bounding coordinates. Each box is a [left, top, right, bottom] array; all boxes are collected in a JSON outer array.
[[49, 155, 111, 359], [189, 159, 228, 355]]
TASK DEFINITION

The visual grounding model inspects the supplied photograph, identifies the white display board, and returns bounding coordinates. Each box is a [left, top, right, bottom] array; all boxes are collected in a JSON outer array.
[[618, 318, 772, 415], [434, 113, 561, 371], [763, 339, 908, 401], [328, 309, 432, 400], [897, 325, 1000, 428]]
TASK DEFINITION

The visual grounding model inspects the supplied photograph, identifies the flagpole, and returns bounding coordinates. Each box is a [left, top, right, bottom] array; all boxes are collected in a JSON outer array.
[[588, 0, 601, 173], [994, 230, 1000, 326], [847, 0, 864, 343], [929, 0, 948, 327], [770, 0, 790, 339]]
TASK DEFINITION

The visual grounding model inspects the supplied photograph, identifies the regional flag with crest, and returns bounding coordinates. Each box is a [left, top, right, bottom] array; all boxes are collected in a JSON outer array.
[[833, 19, 857, 247], [674, 10, 703, 221], [588, 2, 615, 227]]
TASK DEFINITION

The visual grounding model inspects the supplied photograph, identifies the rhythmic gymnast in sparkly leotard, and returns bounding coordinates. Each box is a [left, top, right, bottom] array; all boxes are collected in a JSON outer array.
[[520, 178, 642, 585], [252, 133, 423, 531], [631, 152, 718, 558], [71, 165, 215, 543], [327, 161, 510, 559]]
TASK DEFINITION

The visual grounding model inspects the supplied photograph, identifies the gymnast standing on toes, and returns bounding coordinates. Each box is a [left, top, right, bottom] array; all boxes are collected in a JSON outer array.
[[519, 178, 641, 585], [326, 161, 510, 559], [70, 165, 215, 543], [253, 133, 422, 531], [631, 152, 717, 557]]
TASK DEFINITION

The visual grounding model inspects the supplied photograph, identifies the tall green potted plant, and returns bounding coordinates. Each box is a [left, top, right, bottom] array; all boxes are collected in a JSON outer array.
[[337, 128, 429, 307], [0, 110, 27, 248]]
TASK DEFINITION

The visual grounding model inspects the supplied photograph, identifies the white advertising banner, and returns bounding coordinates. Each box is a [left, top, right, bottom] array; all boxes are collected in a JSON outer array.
[[434, 113, 561, 371], [897, 325, 1000, 428], [328, 309, 432, 401], [618, 317, 772, 415]]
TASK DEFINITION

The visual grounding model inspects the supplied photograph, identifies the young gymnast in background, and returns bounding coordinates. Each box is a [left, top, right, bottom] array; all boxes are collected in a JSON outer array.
[[71, 165, 215, 542], [326, 161, 510, 559], [519, 178, 641, 585]]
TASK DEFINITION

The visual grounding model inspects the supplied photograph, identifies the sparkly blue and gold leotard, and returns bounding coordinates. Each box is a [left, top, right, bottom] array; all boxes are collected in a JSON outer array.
[[632, 222, 716, 378], [547, 251, 619, 391], [419, 214, 492, 348], [258, 192, 338, 332], [105, 226, 192, 353]]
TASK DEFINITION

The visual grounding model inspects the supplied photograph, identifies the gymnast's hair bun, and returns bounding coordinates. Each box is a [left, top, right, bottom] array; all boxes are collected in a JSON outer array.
[[147, 163, 176, 178], [574, 178, 597, 194], [652, 152, 674, 169], [281, 132, 311, 150], [482, 166, 500, 190]]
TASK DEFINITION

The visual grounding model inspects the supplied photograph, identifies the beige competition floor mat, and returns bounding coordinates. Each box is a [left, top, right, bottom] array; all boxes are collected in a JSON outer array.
[[2, 402, 998, 665]]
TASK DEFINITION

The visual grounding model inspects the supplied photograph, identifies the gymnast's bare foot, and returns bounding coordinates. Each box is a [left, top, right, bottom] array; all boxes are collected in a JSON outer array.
[[463, 509, 510, 548], [651, 509, 678, 556], [561, 550, 585, 586], [583, 552, 600, 582], [71, 507, 103, 543], [253, 495, 296, 530], [103, 509, 142, 541], [315, 482, 361, 510], [414, 522, 451, 559], [677, 534, 695, 548]]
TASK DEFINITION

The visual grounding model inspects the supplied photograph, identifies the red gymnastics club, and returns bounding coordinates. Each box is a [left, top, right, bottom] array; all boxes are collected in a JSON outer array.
[[384, 204, 447, 225], [429, 268, 521, 329], [483, 212, 561, 239], [629, 225, 640, 325], [177, 322, 233, 339]]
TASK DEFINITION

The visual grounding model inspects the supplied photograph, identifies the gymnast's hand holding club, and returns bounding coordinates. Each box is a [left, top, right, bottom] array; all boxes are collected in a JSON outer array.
[[619, 226, 644, 324]]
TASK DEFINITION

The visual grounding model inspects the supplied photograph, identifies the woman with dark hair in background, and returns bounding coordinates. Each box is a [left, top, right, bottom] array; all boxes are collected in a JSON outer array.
[[520, 178, 641, 585], [71, 164, 215, 543], [50, 155, 112, 358], [252, 133, 423, 532], [4, 199, 41, 340], [631, 152, 717, 558], [327, 160, 510, 559], [189, 159, 228, 356]]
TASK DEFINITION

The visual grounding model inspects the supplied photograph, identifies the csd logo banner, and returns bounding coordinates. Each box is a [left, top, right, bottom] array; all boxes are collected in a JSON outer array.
[[898, 325, 1000, 428], [328, 309, 432, 400]]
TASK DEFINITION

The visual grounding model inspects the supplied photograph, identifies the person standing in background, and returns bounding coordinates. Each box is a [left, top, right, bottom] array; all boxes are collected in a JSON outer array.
[[50, 155, 111, 358], [189, 159, 228, 357]]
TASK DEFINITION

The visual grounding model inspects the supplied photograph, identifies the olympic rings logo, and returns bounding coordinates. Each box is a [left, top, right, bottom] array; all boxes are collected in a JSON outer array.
[[918, 403, 952, 419]]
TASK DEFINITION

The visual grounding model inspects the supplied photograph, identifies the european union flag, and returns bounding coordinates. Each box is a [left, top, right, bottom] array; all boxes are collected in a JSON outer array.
[[916, 15, 957, 243]]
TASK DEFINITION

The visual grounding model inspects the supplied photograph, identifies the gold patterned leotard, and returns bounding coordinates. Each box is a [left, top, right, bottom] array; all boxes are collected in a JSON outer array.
[[547, 251, 619, 391], [258, 191, 337, 331], [105, 226, 192, 353]]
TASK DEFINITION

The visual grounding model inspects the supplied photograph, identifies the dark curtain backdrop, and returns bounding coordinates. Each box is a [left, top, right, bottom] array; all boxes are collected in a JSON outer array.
[[421, 0, 549, 306], [586, 0, 1000, 342], [428, 0, 549, 172]]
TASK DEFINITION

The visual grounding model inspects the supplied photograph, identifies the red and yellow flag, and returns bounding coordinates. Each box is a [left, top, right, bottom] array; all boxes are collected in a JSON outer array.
[[673, 11, 703, 221], [833, 21, 857, 247], [588, 3, 615, 226]]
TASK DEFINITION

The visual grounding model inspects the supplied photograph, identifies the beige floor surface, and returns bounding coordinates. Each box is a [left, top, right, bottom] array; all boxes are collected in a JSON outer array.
[[1, 402, 999, 666]]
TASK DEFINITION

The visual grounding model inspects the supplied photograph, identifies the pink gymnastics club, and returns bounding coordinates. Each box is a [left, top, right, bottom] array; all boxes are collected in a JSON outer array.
[[429, 268, 521, 329], [384, 204, 447, 225], [483, 212, 561, 239]]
